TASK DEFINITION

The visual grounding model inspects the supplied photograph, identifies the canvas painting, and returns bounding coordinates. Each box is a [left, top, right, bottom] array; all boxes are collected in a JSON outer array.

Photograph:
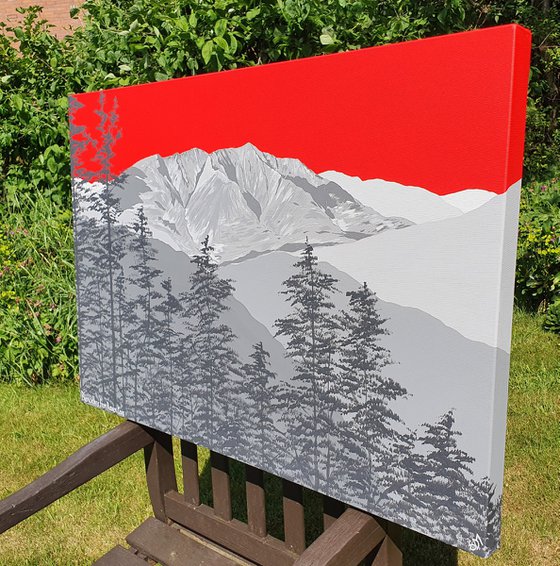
[[70, 25, 531, 557]]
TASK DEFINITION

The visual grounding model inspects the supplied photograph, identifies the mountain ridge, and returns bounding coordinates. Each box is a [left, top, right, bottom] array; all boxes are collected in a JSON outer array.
[[115, 144, 413, 262]]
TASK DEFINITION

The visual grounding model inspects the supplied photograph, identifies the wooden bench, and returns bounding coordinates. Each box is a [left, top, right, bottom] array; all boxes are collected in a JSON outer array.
[[0, 421, 402, 565]]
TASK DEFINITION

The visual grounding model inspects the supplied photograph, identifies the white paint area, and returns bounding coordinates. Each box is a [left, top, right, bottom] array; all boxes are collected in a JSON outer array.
[[317, 181, 521, 351]]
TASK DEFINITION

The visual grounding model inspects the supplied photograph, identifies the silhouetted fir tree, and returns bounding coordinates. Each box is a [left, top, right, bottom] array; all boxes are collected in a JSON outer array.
[[73, 213, 108, 403], [185, 236, 241, 449], [275, 240, 340, 490], [75, 92, 128, 408], [379, 428, 430, 527], [114, 264, 129, 409], [241, 342, 277, 467], [70, 96, 105, 403], [153, 277, 182, 432], [337, 282, 406, 505], [417, 410, 475, 534], [128, 206, 162, 417]]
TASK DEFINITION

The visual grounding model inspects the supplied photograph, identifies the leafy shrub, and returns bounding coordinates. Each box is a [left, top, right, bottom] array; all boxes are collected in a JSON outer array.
[[543, 298, 560, 334], [516, 179, 560, 312], [0, 195, 77, 384]]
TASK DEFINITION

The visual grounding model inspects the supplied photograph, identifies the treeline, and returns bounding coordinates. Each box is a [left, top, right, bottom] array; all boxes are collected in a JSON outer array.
[[74, 187, 501, 554]]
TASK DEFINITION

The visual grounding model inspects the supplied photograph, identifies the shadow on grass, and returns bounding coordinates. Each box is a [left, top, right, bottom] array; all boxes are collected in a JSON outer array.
[[194, 450, 458, 565]]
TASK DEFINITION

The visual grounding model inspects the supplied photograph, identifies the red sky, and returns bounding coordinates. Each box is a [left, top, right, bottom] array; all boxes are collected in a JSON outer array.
[[71, 24, 531, 195]]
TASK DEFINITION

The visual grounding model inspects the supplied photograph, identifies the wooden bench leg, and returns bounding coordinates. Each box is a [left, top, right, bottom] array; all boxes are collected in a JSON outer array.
[[144, 428, 177, 522]]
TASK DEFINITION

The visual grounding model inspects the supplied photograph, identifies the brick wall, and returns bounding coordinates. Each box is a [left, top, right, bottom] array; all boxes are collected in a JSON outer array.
[[0, 1, 83, 36]]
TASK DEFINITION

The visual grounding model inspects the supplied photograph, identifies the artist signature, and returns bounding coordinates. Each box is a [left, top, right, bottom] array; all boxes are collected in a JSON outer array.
[[468, 534, 484, 552]]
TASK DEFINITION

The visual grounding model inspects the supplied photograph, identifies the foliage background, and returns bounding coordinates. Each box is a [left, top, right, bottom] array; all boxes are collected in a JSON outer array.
[[0, 0, 559, 384]]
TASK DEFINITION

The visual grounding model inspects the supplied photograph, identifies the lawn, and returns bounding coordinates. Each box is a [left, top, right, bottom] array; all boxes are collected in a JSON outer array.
[[0, 310, 558, 565]]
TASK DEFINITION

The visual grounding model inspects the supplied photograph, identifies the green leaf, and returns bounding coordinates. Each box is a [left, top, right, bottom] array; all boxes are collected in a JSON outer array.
[[189, 12, 197, 27], [12, 94, 23, 112], [176, 16, 189, 32], [214, 36, 229, 52], [320, 33, 334, 45], [201, 40, 214, 64], [214, 19, 227, 37], [246, 7, 261, 20]]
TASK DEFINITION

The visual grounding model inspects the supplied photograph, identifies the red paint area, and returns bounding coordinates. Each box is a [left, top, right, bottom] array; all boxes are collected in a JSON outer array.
[[71, 25, 531, 195]]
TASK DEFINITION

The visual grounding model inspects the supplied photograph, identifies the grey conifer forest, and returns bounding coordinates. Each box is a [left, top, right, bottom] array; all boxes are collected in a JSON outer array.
[[70, 95, 504, 557]]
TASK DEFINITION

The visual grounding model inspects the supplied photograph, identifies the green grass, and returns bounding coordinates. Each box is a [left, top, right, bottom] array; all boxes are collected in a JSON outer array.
[[0, 310, 559, 565]]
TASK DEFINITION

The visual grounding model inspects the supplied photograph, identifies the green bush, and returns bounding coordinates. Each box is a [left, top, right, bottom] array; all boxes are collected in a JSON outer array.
[[543, 298, 560, 334], [0, 194, 77, 384], [0, 1, 559, 383], [516, 179, 560, 312]]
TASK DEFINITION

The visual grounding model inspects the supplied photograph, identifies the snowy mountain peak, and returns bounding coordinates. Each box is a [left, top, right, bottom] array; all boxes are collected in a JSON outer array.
[[116, 145, 413, 262], [442, 189, 497, 213]]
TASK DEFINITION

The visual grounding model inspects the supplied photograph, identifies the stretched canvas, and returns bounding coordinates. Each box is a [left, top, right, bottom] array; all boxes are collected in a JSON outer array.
[[70, 25, 531, 557]]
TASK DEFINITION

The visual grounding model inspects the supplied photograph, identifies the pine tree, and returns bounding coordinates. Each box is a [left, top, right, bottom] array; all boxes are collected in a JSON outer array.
[[417, 410, 475, 533], [185, 236, 241, 449], [128, 206, 162, 418], [337, 282, 406, 506], [274, 240, 340, 490], [241, 342, 277, 468], [153, 277, 182, 432]]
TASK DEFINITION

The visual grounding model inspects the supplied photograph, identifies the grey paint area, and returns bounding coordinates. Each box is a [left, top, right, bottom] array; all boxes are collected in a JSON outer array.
[[73, 145, 517, 558], [222, 251, 508, 483]]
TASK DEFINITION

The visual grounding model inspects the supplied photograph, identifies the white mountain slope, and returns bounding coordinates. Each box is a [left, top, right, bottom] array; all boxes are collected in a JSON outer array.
[[321, 170, 463, 224], [322, 170, 499, 222], [317, 181, 521, 351], [115, 144, 412, 262], [442, 189, 498, 212]]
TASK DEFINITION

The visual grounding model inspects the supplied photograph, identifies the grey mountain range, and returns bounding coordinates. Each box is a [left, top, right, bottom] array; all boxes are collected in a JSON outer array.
[[115, 143, 412, 262]]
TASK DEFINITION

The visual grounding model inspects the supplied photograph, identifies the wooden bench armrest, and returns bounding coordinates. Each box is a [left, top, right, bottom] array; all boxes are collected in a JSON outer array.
[[294, 508, 385, 566], [0, 420, 154, 534]]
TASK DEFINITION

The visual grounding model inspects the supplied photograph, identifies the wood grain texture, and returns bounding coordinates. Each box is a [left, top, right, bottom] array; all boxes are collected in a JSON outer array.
[[93, 545, 149, 565], [126, 517, 242, 566], [371, 537, 403, 566], [245, 465, 266, 537], [294, 508, 385, 566], [211, 451, 232, 521], [181, 440, 200, 506], [165, 491, 299, 566], [0, 421, 153, 534], [144, 428, 177, 521], [282, 480, 305, 554]]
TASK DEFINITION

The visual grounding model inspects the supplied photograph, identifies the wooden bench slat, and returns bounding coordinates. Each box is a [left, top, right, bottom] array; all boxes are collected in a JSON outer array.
[[181, 439, 200, 506], [93, 545, 148, 566], [144, 429, 177, 521], [245, 465, 266, 537], [294, 509, 385, 566], [282, 480, 305, 554], [165, 490, 298, 566], [0, 421, 154, 534], [126, 517, 242, 566], [211, 451, 232, 521]]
